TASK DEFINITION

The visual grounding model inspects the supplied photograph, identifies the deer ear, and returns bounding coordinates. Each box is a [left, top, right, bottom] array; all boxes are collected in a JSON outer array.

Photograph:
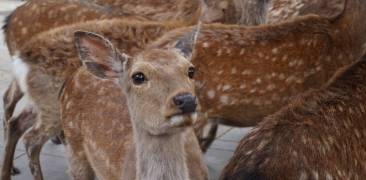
[[74, 31, 128, 79], [174, 26, 200, 60]]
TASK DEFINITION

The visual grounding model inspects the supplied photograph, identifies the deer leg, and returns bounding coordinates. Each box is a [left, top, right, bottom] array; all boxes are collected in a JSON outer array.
[[66, 144, 95, 180], [1, 106, 37, 180], [2, 80, 24, 176], [22, 112, 61, 180], [199, 122, 218, 153], [3, 80, 23, 139]]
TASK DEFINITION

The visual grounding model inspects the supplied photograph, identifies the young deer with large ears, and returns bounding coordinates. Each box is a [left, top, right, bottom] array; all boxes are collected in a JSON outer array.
[[220, 55, 366, 180], [60, 30, 208, 180]]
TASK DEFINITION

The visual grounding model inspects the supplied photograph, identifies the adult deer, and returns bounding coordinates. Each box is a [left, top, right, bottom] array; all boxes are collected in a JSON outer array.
[[220, 55, 366, 180], [60, 30, 208, 180]]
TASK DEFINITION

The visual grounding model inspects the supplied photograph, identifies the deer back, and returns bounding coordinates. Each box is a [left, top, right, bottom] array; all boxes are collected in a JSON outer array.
[[220, 55, 366, 180], [150, 0, 366, 126]]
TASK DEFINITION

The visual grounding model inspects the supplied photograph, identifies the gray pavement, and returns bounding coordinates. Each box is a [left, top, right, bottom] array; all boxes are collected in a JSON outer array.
[[0, 1, 252, 179]]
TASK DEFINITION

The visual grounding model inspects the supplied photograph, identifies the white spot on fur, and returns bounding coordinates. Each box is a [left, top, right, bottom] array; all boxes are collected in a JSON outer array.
[[222, 85, 231, 91], [202, 42, 209, 48], [220, 95, 229, 105], [240, 84, 246, 89], [12, 54, 29, 93], [207, 90, 215, 99]]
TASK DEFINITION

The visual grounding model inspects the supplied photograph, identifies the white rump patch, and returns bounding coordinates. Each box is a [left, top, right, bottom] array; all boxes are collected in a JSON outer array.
[[12, 54, 29, 93]]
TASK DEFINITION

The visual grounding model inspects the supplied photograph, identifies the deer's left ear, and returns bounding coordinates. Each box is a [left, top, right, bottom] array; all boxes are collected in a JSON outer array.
[[174, 27, 200, 60], [74, 31, 129, 79]]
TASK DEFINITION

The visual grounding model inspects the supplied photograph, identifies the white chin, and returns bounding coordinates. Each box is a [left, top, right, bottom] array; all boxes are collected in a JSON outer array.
[[190, 112, 198, 124], [170, 115, 186, 126]]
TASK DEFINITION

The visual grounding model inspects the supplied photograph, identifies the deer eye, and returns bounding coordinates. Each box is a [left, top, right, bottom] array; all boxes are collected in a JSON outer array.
[[188, 67, 195, 79], [132, 72, 146, 85]]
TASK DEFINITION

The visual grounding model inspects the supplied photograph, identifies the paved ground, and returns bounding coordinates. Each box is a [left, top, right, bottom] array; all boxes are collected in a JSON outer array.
[[0, 1, 252, 179]]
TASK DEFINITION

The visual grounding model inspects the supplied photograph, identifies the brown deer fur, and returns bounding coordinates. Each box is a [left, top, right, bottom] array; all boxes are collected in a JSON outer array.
[[89, 0, 204, 23], [149, 0, 366, 151], [1, 0, 138, 178], [220, 55, 366, 180], [89, 0, 270, 25], [266, 0, 346, 23], [4, 0, 121, 56]]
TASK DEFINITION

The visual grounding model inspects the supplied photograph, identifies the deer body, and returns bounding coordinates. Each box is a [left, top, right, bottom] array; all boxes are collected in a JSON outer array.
[[150, 0, 366, 151], [220, 55, 366, 180], [60, 31, 207, 180]]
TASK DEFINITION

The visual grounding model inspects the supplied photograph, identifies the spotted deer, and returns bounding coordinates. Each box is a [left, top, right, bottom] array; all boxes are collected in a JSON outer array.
[[220, 55, 366, 180], [5, 16, 208, 179], [1, 0, 121, 178], [0, 0, 145, 178], [1, 0, 273, 178], [197, 0, 349, 151], [1, 0, 207, 178], [59, 30, 208, 180], [149, 0, 366, 151]]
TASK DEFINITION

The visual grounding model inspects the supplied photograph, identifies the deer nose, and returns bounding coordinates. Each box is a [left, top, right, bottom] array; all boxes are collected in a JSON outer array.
[[173, 93, 197, 114]]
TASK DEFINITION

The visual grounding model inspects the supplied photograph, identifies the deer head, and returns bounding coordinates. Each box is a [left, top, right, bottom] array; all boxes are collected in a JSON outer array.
[[74, 31, 198, 135], [202, 0, 236, 23]]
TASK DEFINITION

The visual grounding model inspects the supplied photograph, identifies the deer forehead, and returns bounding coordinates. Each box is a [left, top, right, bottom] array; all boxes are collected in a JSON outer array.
[[132, 49, 192, 72]]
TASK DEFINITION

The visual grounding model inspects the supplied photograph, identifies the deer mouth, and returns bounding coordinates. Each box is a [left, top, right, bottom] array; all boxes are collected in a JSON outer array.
[[169, 112, 197, 127]]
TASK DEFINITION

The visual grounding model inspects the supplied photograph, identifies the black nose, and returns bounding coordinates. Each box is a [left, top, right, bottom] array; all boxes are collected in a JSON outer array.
[[173, 93, 197, 114]]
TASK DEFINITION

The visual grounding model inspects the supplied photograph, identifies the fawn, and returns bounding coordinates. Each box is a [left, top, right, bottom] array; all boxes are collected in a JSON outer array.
[[60, 30, 208, 180], [220, 55, 366, 180]]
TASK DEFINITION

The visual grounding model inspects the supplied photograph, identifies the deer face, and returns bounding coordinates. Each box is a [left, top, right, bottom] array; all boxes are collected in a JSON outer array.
[[74, 31, 198, 135]]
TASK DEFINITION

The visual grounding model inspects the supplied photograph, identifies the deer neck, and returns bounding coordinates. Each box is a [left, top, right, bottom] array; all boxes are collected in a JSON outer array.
[[132, 124, 189, 180]]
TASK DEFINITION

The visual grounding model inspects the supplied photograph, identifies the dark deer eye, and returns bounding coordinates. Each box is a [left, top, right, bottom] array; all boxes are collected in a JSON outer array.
[[132, 72, 146, 85], [188, 67, 195, 79]]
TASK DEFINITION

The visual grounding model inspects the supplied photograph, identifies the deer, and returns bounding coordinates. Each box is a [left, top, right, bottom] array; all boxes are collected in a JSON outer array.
[[0, 0, 210, 178], [1, 0, 273, 178], [59, 30, 208, 180], [1, 0, 143, 178], [5, 0, 360, 177], [220, 54, 366, 180], [149, 0, 366, 151]]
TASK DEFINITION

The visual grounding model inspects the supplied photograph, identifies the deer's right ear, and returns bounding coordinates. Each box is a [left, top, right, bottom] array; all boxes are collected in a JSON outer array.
[[74, 31, 129, 79]]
